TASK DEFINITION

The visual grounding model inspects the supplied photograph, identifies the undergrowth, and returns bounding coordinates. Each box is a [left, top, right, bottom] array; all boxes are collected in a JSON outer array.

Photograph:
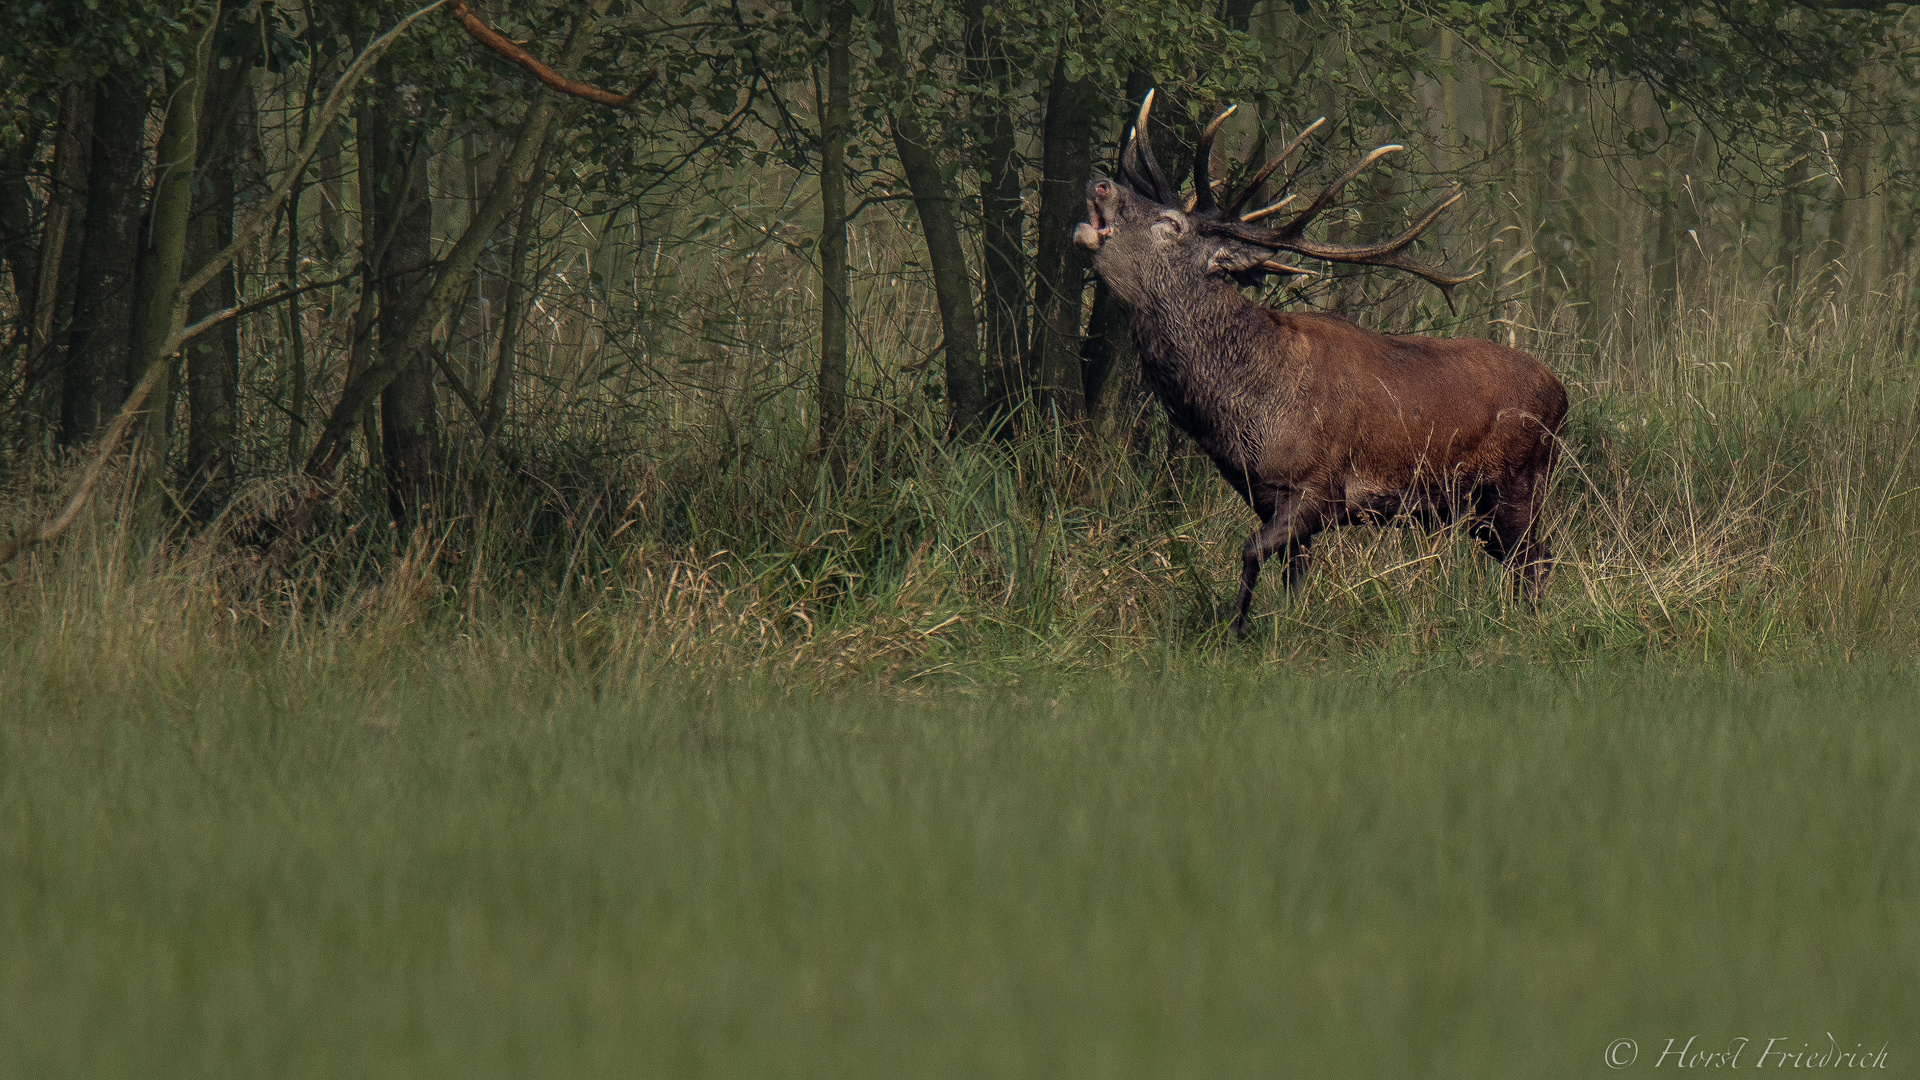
[[4, 273, 1919, 690]]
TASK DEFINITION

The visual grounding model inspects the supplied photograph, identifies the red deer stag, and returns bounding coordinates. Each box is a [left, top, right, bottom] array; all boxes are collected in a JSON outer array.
[[1076, 92, 1567, 639]]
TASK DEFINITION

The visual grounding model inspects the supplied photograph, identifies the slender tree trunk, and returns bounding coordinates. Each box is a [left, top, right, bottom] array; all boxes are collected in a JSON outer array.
[[316, 120, 347, 262], [817, 0, 851, 460], [363, 58, 439, 524], [1615, 83, 1652, 350], [1838, 76, 1887, 298], [965, 0, 1024, 427], [1652, 168, 1679, 322], [871, 0, 985, 436], [1655, 121, 1703, 325], [0, 124, 45, 327], [61, 73, 150, 443], [1440, 28, 1459, 173], [1779, 133, 1809, 300], [185, 27, 256, 518], [131, 20, 214, 535], [1027, 42, 1095, 425], [22, 85, 93, 440], [1079, 278, 1125, 420], [482, 132, 553, 442], [1563, 82, 1609, 339], [349, 99, 384, 474], [1084, 65, 1152, 451]]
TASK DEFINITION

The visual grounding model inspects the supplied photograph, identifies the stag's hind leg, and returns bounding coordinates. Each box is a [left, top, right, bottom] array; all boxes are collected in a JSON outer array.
[[1474, 476, 1553, 610], [1233, 492, 1323, 640]]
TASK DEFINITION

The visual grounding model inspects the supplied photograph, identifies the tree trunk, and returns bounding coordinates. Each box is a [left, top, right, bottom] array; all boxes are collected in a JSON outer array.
[[482, 132, 553, 442], [871, 0, 985, 436], [130, 22, 214, 536], [1614, 83, 1652, 350], [61, 73, 150, 444], [302, 23, 584, 488], [1027, 42, 1095, 426], [1779, 133, 1809, 301], [20, 85, 93, 440], [184, 26, 257, 519], [817, 0, 851, 459], [0, 122, 45, 331], [1563, 82, 1610, 339], [1837, 78, 1886, 299], [965, 0, 1024, 427], [315, 120, 347, 262], [363, 58, 440, 524], [1083, 65, 1152, 448]]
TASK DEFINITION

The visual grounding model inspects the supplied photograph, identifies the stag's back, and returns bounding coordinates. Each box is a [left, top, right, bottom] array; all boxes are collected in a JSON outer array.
[[1244, 310, 1566, 498]]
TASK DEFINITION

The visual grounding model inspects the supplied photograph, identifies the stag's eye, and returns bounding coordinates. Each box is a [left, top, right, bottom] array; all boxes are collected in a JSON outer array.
[[1151, 212, 1187, 242]]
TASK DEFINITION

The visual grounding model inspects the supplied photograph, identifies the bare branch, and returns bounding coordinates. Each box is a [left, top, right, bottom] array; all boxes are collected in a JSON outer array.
[[448, 0, 646, 107]]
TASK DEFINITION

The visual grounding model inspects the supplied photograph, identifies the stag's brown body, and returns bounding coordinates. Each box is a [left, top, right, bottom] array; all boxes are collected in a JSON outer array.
[[1079, 93, 1567, 637]]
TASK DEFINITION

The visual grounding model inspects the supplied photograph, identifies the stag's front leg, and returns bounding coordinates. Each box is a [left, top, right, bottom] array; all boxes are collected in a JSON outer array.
[[1233, 493, 1321, 640]]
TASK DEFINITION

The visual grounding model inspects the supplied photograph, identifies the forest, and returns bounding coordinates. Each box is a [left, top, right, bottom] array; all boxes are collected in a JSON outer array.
[[0, 0, 1917, 669], [2, 1, 1918, 1074]]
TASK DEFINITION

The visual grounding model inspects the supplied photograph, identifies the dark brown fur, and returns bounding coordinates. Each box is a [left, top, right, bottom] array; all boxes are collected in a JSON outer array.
[[1081, 174, 1567, 638]]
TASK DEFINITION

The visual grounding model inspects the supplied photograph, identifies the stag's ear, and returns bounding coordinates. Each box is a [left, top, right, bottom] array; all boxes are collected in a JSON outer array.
[[1205, 237, 1270, 276]]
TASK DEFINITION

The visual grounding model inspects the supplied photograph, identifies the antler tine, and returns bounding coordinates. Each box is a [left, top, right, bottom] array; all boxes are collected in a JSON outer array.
[[1274, 187, 1465, 263], [1263, 187, 1477, 312], [1275, 143, 1405, 241], [1221, 116, 1326, 219], [1119, 126, 1149, 194], [1182, 179, 1225, 214], [1192, 104, 1237, 215], [1239, 193, 1300, 223], [1135, 90, 1175, 204]]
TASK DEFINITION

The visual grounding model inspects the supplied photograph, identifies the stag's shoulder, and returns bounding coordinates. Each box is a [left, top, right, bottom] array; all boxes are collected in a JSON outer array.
[[1254, 309, 1375, 348]]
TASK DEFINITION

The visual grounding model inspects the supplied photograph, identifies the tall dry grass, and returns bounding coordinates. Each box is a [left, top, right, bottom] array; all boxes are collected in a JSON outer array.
[[6, 227, 1920, 688]]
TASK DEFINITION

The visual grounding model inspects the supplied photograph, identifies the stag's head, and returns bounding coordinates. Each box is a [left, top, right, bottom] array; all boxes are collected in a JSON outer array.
[[1077, 91, 1475, 312]]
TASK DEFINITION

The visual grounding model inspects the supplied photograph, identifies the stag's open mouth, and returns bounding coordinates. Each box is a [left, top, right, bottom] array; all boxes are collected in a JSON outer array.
[[1075, 201, 1112, 252]]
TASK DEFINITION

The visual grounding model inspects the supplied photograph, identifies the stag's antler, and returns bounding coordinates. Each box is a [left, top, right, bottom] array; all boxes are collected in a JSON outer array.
[[1119, 90, 1176, 205], [1221, 116, 1326, 219], [1184, 100, 1479, 309], [448, 1, 645, 107]]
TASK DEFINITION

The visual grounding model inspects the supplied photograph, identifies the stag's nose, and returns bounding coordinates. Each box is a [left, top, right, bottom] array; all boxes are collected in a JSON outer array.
[[1092, 180, 1112, 198]]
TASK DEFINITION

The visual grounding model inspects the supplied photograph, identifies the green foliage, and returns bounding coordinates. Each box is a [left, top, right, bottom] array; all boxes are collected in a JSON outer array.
[[0, 0, 218, 81]]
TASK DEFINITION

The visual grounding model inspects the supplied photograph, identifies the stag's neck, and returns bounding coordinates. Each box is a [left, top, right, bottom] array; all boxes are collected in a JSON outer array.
[[1127, 280, 1293, 460], [1132, 280, 1265, 365]]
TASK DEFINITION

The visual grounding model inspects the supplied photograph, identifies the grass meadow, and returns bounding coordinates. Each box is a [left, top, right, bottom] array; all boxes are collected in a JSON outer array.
[[3, 276, 1920, 1075]]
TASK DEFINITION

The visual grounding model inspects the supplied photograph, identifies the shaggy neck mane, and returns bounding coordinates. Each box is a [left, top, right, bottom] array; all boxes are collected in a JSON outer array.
[[1126, 276, 1292, 453]]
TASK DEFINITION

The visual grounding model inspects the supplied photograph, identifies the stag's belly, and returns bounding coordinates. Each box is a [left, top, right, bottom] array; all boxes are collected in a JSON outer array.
[[1336, 470, 1483, 528]]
